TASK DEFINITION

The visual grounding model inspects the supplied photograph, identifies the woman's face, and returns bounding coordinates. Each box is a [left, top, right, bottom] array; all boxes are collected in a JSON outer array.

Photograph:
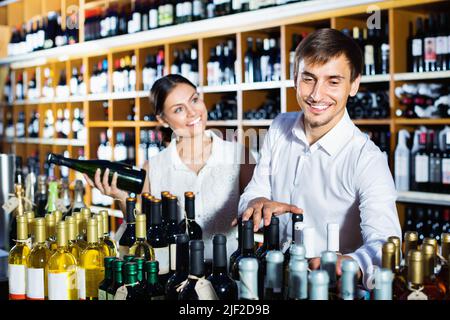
[[157, 83, 207, 139]]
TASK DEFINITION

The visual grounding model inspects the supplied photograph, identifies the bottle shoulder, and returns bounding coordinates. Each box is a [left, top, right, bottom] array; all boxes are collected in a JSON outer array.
[[8, 243, 30, 264]]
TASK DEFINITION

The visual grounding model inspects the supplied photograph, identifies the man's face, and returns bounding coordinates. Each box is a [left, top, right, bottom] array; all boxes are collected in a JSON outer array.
[[296, 54, 360, 129]]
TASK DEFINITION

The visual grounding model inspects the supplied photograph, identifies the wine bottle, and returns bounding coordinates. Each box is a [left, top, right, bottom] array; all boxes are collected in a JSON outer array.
[[179, 192, 202, 240], [373, 269, 393, 300], [26, 218, 51, 300], [121, 262, 141, 300], [160, 191, 170, 228], [258, 216, 280, 297], [47, 153, 147, 194], [35, 177, 48, 217], [228, 216, 242, 274], [339, 259, 360, 300], [94, 213, 112, 257], [130, 213, 155, 261], [308, 270, 329, 300], [24, 211, 34, 248], [382, 241, 406, 299], [320, 251, 338, 299], [133, 257, 147, 298], [412, 17, 425, 73], [107, 259, 125, 300], [8, 215, 30, 300], [145, 260, 165, 300], [147, 199, 170, 284], [166, 195, 181, 276], [165, 233, 189, 300], [283, 213, 303, 296], [178, 240, 206, 300], [65, 216, 81, 262], [207, 234, 238, 300], [80, 207, 92, 241], [79, 217, 105, 300], [99, 209, 118, 257], [119, 197, 138, 258], [287, 251, 308, 300], [422, 243, 445, 299], [238, 257, 259, 300], [98, 256, 116, 300], [263, 250, 284, 300], [45, 213, 57, 252], [73, 212, 88, 250], [47, 221, 78, 300], [8, 184, 25, 249]]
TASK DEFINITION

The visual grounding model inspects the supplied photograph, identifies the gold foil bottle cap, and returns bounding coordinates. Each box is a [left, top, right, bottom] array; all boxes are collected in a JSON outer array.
[[381, 242, 395, 271], [53, 210, 63, 222], [34, 217, 46, 243], [404, 231, 418, 242], [66, 216, 77, 241], [56, 221, 68, 247], [407, 249, 424, 285], [441, 233, 450, 260], [387, 236, 401, 269], [81, 208, 91, 220], [14, 184, 23, 195], [421, 243, 435, 278], [25, 211, 35, 235], [94, 214, 104, 240], [87, 217, 98, 244], [135, 214, 147, 239], [99, 210, 109, 235], [16, 215, 28, 240]]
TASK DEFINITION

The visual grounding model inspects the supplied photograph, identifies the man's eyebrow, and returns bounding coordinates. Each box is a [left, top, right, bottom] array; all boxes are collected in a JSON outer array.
[[301, 71, 345, 80]]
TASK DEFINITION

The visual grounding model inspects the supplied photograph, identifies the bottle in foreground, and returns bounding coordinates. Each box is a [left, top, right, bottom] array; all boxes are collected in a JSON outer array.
[[238, 257, 259, 300], [98, 256, 116, 300]]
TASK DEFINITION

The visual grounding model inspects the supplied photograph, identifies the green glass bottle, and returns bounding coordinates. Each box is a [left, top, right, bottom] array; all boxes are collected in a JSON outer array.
[[107, 259, 124, 300], [98, 256, 116, 300], [47, 153, 147, 194], [145, 260, 165, 300]]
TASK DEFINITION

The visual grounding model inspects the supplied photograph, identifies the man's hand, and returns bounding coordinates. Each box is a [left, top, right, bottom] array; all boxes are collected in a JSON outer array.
[[309, 255, 362, 279], [232, 197, 303, 232]]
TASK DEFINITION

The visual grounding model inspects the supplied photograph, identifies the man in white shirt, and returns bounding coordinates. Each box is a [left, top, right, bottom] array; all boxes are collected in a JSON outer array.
[[237, 28, 401, 290]]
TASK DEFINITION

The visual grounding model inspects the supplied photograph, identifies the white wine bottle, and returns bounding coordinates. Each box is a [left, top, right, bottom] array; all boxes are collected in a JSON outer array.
[[45, 213, 57, 252], [25, 210, 35, 249], [26, 217, 51, 300], [99, 209, 118, 257], [94, 213, 111, 257], [79, 217, 105, 300], [129, 213, 155, 260], [73, 212, 88, 250], [47, 221, 78, 300], [65, 216, 82, 262], [8, 215, 30, 300]]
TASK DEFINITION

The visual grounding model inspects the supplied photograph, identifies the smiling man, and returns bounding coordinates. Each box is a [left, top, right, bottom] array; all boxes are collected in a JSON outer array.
[[237, 28, 401, 289]]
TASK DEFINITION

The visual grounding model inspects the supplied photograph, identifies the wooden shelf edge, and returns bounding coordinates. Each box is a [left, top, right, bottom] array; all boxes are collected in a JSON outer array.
[[397, 191, 450, 206]]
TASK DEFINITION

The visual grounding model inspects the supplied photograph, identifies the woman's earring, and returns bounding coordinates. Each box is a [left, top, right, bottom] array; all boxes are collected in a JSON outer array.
[[163, 123, 169, 128]]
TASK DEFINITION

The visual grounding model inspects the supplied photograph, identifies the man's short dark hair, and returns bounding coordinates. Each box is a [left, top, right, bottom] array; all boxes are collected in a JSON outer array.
[[293, 28, 363, 84]]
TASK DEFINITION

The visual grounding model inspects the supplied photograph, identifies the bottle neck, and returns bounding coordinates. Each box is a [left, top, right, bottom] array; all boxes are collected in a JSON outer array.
[[126, 273, 137, 285], [176, 242, 189, 273], [146, 271, 158, 285], [114, 270, 123, 285]]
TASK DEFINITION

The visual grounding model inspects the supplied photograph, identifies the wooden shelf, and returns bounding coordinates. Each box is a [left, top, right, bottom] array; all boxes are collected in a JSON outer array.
[[397, 191, 450, 206], [5, 137, 86, 146], [394, 71, 450, 81], [352, 119, 391, 125], [201, 84, 240, 93], [242, 119, 274, 126], [241, 81, 284, 91], [88, 121, 110, 127], [395, 118, 450, 125]]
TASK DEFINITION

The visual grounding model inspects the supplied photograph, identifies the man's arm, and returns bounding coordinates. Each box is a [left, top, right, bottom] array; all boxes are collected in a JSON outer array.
[[347, 148, 402, 290]]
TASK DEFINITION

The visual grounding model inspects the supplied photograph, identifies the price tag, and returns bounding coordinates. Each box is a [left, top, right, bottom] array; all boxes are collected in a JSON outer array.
[[195, 279, 218, 300], [407, 291, 428, 300], [2, 197, 19, 215], [114, 285, 128, 300]]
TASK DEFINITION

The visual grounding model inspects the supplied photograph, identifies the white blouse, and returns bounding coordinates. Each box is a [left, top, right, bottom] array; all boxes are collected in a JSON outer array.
[[148, 130, 243, 260]]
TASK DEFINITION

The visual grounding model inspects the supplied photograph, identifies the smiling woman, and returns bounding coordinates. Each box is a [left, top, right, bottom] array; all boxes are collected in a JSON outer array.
[[85, 74, 255, 260]]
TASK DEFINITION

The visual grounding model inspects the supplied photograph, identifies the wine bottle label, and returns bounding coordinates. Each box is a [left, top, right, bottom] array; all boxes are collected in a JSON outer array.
[[48, 272, 70, 300], [195, 279, 219, 300], [407, 290, 427, 300], [114, 285, 128, 300], [424, 37, 437, 62], [26, 268, 45, 300], [154, 246, 170, 274], [395, 154, 409, 176], [412, 39, 422, 57], [107, 292, 115, 300], [415, 154, 429, 183], [77, 268, 86, 300], [98, 288, 107, 300], [2, 196, 19, 215], [442, 159, 450, 184], [436, 36, 447, 55], [8, 264, 26, 299], [170, 243, 177, 271]]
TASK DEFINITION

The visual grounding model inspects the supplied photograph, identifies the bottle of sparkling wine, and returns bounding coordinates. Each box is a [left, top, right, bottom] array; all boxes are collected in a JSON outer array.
[[47, 152, 147, 194]]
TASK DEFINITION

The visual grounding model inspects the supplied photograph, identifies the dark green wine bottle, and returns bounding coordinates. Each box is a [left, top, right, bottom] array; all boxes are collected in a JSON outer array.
[[47, 153, 146, 194]]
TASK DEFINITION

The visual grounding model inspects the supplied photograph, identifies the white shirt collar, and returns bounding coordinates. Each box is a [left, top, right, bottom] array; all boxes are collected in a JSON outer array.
[[291, 109, 355, 156]]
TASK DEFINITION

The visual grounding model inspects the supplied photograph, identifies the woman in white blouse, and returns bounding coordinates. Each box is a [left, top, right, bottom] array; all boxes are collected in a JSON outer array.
[[84, 74, 255, 259]]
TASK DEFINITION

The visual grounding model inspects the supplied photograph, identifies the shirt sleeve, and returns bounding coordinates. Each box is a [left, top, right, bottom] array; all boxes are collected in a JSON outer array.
[[238, 119, 279, 216], [347, 145, 402, 291]]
